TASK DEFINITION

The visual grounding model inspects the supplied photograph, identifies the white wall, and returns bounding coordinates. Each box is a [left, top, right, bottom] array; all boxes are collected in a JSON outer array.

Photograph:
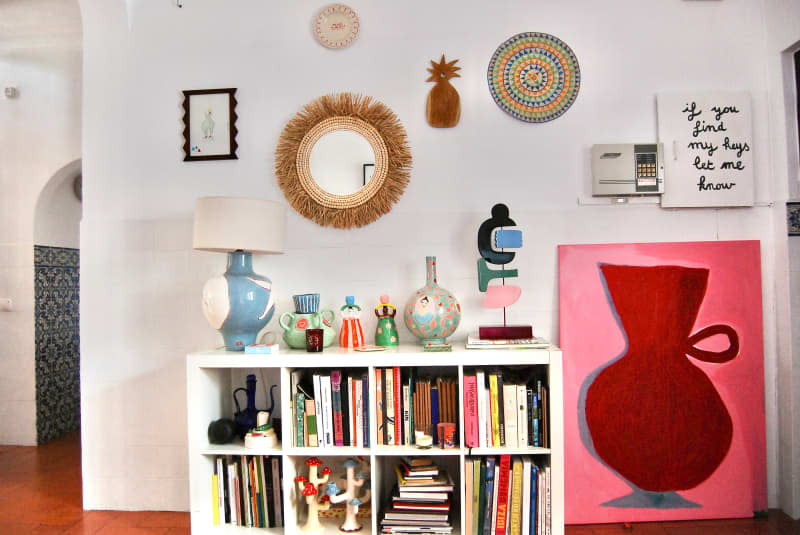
[[0, 0, 82, 445], [34, 159, 82, 249], [78, 0, 795, 512]]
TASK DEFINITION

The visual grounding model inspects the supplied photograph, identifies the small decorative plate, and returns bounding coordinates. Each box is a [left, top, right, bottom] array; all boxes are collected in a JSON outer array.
[[487, 32, 581, 123], [314, 4, 360, 49]]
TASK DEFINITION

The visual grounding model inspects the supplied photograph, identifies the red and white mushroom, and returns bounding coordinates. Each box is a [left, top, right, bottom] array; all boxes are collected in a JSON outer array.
[[302, 481, 317, 497]]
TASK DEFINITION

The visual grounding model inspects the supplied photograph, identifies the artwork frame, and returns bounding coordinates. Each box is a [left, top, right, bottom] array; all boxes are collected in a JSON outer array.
[[787, 201, 800, 235], [181, 88, 238, 161], [558, 241, 766, 524]]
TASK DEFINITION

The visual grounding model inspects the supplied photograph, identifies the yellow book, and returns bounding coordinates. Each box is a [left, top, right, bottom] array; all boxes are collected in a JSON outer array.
[[211, 473, 220, 525], [489, 374, 501, 446], [510, 457, 523, 535]]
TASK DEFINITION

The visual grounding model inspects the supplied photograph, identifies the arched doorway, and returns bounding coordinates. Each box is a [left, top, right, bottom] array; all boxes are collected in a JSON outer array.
[[33, 158, 82, 444]]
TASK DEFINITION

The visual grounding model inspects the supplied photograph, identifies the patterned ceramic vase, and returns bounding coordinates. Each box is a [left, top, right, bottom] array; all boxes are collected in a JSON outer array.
[[404, 256, 461, 347]]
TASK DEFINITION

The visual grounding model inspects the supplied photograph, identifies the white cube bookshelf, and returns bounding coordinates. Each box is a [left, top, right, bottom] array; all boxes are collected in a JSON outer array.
[[187, 343, 563, 535]]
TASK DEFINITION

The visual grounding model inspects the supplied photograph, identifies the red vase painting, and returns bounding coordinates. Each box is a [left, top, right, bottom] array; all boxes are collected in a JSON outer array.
[[585, 265, 739, 492], [558, 241, 766, 524]]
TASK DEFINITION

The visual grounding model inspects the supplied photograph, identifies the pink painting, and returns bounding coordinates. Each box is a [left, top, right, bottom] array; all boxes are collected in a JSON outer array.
[[558, 241, 766, 524]]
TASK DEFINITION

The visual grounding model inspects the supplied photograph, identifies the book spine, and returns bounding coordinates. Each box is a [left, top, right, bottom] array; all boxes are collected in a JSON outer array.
[[536, 380, 543, 448], [495, 455, 511, 535], [272, 457, 283, 527], [497, 375, 506, 447], [255, 456, 265, 527], [393, 366, 402, 445], [408, 368, 415, 445], [521, 457, 531, 535], [490, 463, 500, 535], [541, 386, 548, 449], [331, 371, 344, 447], [355, 378, 363, 448], [503, 384, 518, 448], [517, 385, 527, 448], [403, 384, 410, 446], [510, 457, 523, 535], [312, 374, 323, 447], [295, 392, 305, 450], [239, 456, 250, 526], [216, 457, 226, 523], [489, 374, 501, 447], [341, 375, 351, 446], [476, 370, 487, 448], [320, 375, 333, 448], [376, 368, 384, 445], [545, 465, 551, 535], [264, 457, 274, 528], [220, 457, 230, 523], [476, 457, 486, 535], [526, 388, 533, 447], [211, 473, 220, 525], [349, 376, 356, 447], [482, 457, 496, 535], [530, 464, 538, 535], [362, 372, 369, 447], [466, 458, 475, 535], [385, 368, 395, 445], [532, 393, 539, 448], [464, 375, 479, 447], [304, 398, 318, 447], [227, 461, 238, 526], [430, 385, 440, 445], [249, 457, 258, 527]]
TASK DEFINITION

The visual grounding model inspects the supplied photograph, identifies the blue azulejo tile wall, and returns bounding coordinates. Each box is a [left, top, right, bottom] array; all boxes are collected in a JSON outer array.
[[34, 245, 80, 444]]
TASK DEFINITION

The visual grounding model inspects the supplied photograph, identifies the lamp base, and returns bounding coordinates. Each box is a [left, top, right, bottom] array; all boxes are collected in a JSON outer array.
[[201, 250, 275, 351]]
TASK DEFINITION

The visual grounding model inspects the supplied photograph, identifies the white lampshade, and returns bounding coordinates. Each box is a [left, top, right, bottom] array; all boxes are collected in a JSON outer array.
[[193, 196, 286, 254]]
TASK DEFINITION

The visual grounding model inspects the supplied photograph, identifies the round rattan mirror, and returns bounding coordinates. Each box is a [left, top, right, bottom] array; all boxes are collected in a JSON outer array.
[[275, 93, 412, 229]]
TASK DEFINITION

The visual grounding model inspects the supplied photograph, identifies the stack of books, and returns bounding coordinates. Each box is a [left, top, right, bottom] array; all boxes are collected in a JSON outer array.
[[462, 369, 548, 449], [380, 457, 455, 534], [464, 455, 550, 535], [465, 334, 549, 350]]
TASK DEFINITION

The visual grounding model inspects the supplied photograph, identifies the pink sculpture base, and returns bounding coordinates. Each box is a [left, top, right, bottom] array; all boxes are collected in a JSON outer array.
[[479, 325, 533, 339]]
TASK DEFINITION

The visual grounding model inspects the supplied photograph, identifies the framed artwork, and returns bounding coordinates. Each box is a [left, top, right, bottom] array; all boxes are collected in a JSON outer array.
[[788, 202, 800, 235], [558, 241, 766, 524], [181, 88, 238, 161]]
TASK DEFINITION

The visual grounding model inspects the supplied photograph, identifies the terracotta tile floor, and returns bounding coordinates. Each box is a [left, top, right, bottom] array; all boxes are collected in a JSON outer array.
[[0, 431, 188, 534], [1, 431, 798, 534]]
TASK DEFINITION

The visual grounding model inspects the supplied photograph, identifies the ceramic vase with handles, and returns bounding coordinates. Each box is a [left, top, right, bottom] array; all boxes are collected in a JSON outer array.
[[279, 309, 336, 349], [404, 256, 461, 347]]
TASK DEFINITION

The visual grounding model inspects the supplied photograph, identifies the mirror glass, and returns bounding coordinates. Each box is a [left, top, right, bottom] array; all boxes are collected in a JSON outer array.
[[308, 129, 375, 195]]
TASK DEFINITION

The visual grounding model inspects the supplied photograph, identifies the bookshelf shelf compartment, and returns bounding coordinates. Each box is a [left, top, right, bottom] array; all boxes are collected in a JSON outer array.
[[187, 344, 563, 535]]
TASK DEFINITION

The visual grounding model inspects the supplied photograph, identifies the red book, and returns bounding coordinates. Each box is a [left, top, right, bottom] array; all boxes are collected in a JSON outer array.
[[331, 371, 344, 446], [494, 455, 511, 535], [392, 501, 451, 511], [393, 366, 402, 445], [463, 375, 478, 447]]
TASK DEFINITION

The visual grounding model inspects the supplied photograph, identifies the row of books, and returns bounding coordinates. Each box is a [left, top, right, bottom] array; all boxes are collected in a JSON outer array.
[[463, 370, 548, 449], [376, 367, 458, 446], [291, 369, 370, 448], [465, 455, 551, 535], [212, 455, 283, 528], [381, 457, 455, 533]]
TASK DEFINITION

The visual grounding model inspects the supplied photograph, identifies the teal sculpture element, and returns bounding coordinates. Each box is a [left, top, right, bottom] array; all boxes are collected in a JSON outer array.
[[374, 295, 399, 347], [403, 256, 461, 349]]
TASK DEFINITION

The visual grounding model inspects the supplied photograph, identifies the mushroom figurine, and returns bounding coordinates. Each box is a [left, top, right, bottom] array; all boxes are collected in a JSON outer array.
[[327, 458, 371, 532], [300, 481, 330, 531], [305, 457, 330, 490]]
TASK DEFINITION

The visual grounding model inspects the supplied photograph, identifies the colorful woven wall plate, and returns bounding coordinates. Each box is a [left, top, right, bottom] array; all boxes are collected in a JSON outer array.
[[488, 32, 581, 123]]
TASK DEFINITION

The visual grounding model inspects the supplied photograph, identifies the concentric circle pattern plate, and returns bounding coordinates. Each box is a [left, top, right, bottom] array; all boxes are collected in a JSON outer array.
[[314, 4, 360, 49], [488, 32, 580, 123]]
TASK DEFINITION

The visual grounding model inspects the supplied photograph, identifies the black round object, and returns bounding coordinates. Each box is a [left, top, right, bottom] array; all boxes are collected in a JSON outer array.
[[207, 418, 237, 444]]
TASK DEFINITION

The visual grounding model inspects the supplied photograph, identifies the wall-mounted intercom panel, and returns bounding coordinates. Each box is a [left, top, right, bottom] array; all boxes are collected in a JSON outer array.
[[591, 143, 664, 196]]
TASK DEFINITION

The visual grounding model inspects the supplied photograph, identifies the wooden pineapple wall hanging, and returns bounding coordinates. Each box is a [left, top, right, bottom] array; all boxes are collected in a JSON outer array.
[[426, 55, 461, 128]]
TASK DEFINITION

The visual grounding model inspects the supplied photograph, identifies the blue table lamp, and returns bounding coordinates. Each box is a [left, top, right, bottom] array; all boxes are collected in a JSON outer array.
[[193, 197, 286, 351]]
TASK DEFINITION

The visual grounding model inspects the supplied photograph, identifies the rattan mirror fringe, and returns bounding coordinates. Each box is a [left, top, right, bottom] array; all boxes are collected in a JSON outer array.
[[275, 93, 412, 229]]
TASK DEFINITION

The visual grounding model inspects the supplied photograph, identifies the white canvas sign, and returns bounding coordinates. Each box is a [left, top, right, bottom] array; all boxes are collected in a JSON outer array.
[[657, 92, 753, 207]]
